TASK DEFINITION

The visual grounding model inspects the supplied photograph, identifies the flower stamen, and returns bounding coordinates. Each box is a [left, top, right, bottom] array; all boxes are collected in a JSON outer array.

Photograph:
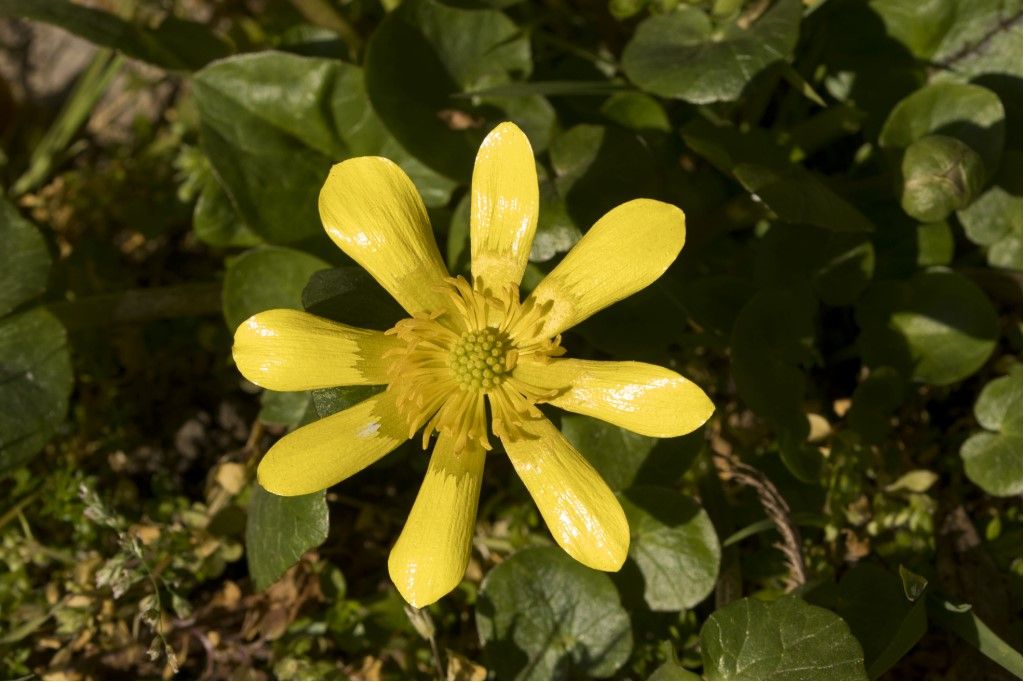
[[382, 276, 566, 452]]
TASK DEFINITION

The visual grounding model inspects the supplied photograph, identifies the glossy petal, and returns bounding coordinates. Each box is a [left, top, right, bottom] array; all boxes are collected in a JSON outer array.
[[233, 309, 399, 391], [257, 392, 408, 496], [471, 122, 539, 293], [388, 433, 485, 607], [514, 358, 714, 438], [319, 157, 450, 315], [501, 417, 628, 571], [523, 199, 685, 340]]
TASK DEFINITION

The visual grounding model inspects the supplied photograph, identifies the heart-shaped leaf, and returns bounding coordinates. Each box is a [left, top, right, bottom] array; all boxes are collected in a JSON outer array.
[[477, 546, 633, 680], [701, 596, 867, 680]]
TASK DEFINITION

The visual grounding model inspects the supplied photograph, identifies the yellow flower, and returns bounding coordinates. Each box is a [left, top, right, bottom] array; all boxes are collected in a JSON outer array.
[[232, 122, 714, 607]]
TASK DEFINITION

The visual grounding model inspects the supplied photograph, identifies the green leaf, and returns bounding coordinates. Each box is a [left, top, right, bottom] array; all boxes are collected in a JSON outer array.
[[364, 0, 552, 180], [560, 415, 702, 491], [0, 308, 73, 472], [898, 565, 928, 602], [899, 135, 986, 223], [477, 546, 633, 680], [701, 596, 868, 680], [928, 596, 1024, 679], [259, 390, 312, 427], [754, 224, 875, 306], [193, 174, 262, 248], [550, 124, 664, 230], [0, 197, 50, 317], [245, 484, 329, 591], [915, 221, 954, 267], [619, 487, 720, 612], [0, 0, 231, 71], [960, 365, 1023, 497], [879, 82, 1006, 175], [682, 119, 874, 233], [194, 52, 455, 244], [222, 246, 329, 330], [957, 150, 1023, 270], [310, 386, 382, 420], [600, 92, 671, 132], [871, 0, 1022, 84], [621, 0, 803, 104], [648, 660, 701, 680], [857, 270, 998, 385], [867, 0, 960, 59], [836, 563, 927, 678], [300, 266, 406, 331], [731, 289, 816, 434]]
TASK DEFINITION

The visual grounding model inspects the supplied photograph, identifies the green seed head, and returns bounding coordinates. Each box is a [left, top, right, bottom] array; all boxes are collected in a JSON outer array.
[[450, 328, 513, 392]]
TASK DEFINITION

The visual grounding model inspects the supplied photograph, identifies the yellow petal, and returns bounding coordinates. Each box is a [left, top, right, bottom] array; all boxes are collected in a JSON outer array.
[[515, 358, 714, 438], [319, 157, 450, 315], [257, 392, 408, 496], [523, 199, 685, 340], [501, 417, 628, 571], [471, 122, 539, 293], [388, 433, 485, 607], [233, 309, 399, 391]]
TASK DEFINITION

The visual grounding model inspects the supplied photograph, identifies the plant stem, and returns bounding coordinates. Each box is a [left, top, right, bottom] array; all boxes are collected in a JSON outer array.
[[47, 281, 222, 330], [11, 50, 123, 197], [286, 0, 363, 59]]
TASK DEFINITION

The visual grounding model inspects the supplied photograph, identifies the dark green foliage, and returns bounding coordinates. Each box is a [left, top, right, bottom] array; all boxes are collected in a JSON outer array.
[[1, 0, 1021, 679]]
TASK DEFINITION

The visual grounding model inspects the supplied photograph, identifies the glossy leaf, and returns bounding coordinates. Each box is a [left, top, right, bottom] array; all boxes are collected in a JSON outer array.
[[194, 52, 454, 244], [477, 546, 633, 680], [701, 596, 867, 680], [619, 487, 720, 612], [621, 0, 803, 104], [300, 266, 406, 331], [245, 484, 329, 590], [222, 246, 329, 331]]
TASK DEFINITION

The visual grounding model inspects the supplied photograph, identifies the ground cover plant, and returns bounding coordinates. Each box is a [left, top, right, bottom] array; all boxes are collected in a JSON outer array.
[[0, 0, 1021, 679]]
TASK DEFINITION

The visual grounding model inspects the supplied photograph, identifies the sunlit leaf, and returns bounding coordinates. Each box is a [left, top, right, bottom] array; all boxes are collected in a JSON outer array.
[[701, 596, 867, 680], [622, 0, 802, 104], [960, 364, 1023, 497]]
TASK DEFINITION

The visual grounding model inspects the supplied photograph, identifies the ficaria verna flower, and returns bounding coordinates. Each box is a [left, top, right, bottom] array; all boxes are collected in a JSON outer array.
[[232, 122, 714, 607]]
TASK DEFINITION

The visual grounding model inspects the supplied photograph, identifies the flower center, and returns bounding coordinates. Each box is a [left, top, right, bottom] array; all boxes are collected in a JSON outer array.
[[383, 276, 565, 452], [449, 328, 514, 391]]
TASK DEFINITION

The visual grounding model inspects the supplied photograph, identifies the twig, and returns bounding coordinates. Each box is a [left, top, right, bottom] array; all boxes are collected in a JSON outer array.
[[0, 488, 43, 531], [711, 449, 807, 589]]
